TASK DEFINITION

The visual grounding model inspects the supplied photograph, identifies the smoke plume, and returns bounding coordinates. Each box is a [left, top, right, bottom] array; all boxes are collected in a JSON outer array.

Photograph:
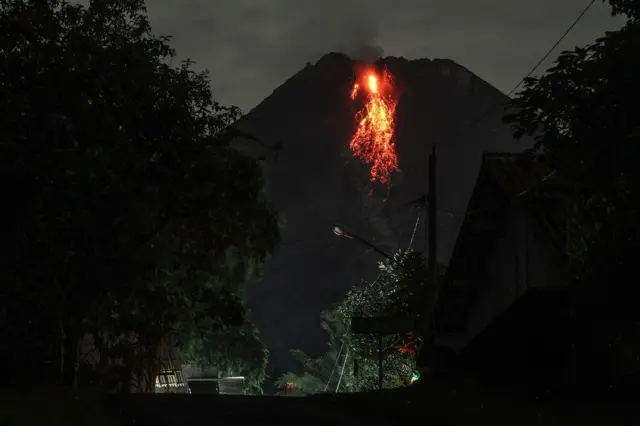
[[343, 44, 385, 63], [333, 17, 384, 62]]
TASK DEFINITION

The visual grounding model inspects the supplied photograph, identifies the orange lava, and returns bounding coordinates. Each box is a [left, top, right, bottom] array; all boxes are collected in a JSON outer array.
[[349, 67, 399, 186]]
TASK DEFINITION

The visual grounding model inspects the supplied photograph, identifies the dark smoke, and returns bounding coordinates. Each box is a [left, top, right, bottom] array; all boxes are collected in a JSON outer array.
[[334, 17, 384, 62], [344, 44, 385, 62]]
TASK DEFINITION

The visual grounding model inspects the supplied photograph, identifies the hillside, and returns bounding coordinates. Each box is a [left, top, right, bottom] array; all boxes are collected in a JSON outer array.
[[232, 52, 533, 381]]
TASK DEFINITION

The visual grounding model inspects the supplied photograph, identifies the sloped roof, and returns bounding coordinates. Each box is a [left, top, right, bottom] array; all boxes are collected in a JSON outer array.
[[435, 152, 564, 336], [445, 151, 563, 276], [445, 152, 516, 275], [434, 154, 513, 334]]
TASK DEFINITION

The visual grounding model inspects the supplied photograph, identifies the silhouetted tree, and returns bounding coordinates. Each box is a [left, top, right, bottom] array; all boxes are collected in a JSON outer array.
[[276, 250, 429, 394], [0, 0, 278, 390], [274, 310, 349, 395], [505, 0, 640, 391]]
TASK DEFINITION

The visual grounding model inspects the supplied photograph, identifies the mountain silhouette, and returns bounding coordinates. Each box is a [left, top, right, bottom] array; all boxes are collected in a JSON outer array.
[[232, 52, 533, 382]]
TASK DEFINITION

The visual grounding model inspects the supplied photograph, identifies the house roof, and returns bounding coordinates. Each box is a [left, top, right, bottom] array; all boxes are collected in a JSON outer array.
[[446, 153, 516, 275], [434, 152, 565, 336], [434, 154, 513, 334]]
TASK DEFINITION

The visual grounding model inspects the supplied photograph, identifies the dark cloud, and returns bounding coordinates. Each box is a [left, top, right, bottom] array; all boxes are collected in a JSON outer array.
[[103, 1, 624, 110]]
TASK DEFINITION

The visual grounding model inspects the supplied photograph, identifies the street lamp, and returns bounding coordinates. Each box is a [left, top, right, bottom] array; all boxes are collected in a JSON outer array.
[[331, 225, 349, 238], [331, 224, 395, 263], [332, 223, 415, 390]]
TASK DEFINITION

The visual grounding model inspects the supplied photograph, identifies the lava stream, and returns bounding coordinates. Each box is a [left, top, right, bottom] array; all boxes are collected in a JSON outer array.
[[349, 67, 399, 186]]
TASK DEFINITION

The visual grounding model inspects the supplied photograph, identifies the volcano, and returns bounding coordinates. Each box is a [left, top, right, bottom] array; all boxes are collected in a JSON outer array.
[[232, 53, 533, 382]]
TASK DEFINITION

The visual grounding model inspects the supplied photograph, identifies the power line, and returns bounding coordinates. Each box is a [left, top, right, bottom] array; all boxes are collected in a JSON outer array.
[[335, 347, 349, 392], [448, 0, 598, 143], [323, 339, 345, 392], [407, 208, 421, 250], [355, 194, 426, 226], [345, 0, 597, 239], [365, 271, 383, 290], [400, 1, 598, 228], [271, 194, 422, 254], [266, 2, 596, 271], [506, 0, 598, 97]]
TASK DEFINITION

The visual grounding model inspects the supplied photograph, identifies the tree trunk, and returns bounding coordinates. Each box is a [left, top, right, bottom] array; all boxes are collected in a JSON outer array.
[[61, 329, 80, 388], [121, 364, 133, 393], [143, 335, 162, 393], [145, 359, 159, 393], [95, 331, 111, 391]]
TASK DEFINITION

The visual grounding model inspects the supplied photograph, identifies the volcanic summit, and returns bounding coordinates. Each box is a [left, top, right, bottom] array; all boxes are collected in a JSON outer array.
[[232, 52, 533, 380]]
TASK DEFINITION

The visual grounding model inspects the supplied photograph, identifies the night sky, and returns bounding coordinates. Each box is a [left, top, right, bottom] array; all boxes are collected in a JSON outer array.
[[140, 0, 623, 111]]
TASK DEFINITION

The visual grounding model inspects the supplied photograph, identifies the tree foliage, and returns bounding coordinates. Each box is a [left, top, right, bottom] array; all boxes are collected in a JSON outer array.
[[0, 0, 278, 391], [275, 250, 429, 395], [273, 310, 349, 395], [180, 322, 269, 394], [504, 0, 640, 388]]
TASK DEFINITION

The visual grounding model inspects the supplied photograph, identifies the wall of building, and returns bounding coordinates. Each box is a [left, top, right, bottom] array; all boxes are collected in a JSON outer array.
[[155, 358, 188, 394], [464, 204, 564, 342], [438, 204, 571, 390], [77, 332, 183, 393]]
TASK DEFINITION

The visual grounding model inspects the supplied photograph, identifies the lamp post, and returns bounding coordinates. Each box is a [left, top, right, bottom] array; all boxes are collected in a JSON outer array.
[[332, 224, 409, 390], [332, 224, 395, 263]]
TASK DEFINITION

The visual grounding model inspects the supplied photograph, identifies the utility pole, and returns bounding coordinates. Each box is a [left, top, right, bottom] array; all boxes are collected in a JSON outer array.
[[418, 143, 438, 370], [428, 144, 437, 291]]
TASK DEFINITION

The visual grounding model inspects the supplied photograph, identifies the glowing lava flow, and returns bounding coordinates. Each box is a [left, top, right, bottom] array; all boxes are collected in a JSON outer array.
[[349, 67, 399, 186]]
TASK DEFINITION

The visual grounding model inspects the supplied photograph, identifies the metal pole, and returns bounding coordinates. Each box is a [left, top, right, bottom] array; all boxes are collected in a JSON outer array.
[[428, 143, 437, 291], [418, 144, 439, 370], [378, 334, 383, 390], [427, 144, 439, 366], [335, 348, 349, 392]]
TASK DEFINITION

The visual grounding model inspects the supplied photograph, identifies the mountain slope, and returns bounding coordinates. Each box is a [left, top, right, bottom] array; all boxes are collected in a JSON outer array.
[[233, 52, 532, 381]]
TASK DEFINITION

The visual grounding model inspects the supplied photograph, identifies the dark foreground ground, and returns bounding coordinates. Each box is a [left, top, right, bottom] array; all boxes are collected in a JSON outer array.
[[2, 381, 639, 426]]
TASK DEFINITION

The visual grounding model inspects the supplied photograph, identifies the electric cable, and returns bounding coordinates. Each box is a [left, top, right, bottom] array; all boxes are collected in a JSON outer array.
[[334, 347, 349, 392], [506, 0, 598, 98], [272, 194, 422, 252], [408, 0, 598, 223], [263, 1, 597, 279], [284, 3, 597, 394], [447, 0, 598, 143], [323, 340, 344, 392], [322, 269, 382, 393], [407, 207, 421, 250], [354, 194, 427, 227], [264, 192, 424, 276]]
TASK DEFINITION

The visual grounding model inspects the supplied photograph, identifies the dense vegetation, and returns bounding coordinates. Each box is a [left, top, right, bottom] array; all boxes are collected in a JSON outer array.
[[0, 0, 278, 392], [275, 251, 431, 395], [504, 0, 640, 390]]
